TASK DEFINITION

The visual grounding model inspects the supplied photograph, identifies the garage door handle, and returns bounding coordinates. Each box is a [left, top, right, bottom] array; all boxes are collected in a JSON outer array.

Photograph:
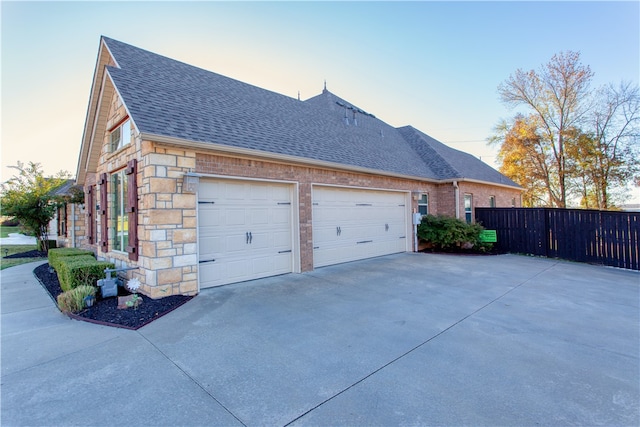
[[199, 259, 215, 264], [385, 223, 389, 231], [247, 232, 252, 244], [246, 232, 250, 244]]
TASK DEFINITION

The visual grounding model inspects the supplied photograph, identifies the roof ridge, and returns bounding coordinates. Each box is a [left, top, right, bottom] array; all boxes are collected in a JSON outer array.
[[397, 126, 461, 179]]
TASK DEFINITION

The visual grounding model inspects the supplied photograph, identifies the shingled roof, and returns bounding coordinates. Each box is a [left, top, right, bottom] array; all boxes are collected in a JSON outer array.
[[100, 36, 519, 187]]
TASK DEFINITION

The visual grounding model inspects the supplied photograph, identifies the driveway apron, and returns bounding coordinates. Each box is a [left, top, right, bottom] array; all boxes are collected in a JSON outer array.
[[1, 254, 638, 426]]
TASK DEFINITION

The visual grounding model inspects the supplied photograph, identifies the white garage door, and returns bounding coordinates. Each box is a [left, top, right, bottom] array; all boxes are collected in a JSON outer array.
[[312, 186, 408, 267], [198, 179, 294, 289]]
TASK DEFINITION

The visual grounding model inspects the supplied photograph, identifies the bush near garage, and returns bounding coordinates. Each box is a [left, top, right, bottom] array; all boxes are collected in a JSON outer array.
[[56, 256, 114, 292], [48, 248, 95, 272], [417, 214, 493, 252]]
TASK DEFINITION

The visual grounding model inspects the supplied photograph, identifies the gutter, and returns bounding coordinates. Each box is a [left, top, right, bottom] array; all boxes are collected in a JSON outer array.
[[453, 180, 460, 219], [141, 133, 443, 183], [141, 133, 523, 190], [71, 204, 76, 248]]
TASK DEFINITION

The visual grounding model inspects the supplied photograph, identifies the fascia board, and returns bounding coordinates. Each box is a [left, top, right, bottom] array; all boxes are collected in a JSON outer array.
[[452, 177, 524, 191], [104, 69, 141, 138], [140, 132, 443, 184], [76, 38, 109, 184]]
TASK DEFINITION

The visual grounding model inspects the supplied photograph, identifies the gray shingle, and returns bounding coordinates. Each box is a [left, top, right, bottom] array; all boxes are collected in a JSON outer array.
[[102, 37, 518, 187]]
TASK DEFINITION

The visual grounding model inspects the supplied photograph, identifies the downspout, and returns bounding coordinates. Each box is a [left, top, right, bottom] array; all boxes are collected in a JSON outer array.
[[453, 181, 460, 219], [71, 204, 76, 248]]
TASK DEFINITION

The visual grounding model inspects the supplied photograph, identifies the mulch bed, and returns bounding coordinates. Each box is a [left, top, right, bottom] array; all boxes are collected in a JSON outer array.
[[4, 250, 47, 258], [33, 263, 193, 330]]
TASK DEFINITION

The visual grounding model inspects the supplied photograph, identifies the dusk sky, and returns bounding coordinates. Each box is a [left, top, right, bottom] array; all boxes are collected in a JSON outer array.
[[1, 1, 638, 199]]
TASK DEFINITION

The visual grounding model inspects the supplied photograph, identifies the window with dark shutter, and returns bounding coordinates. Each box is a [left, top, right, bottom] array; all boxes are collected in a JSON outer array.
[[86, 186, 94, 244], [125, 159, 138, 261], [99, 173, 109, 252]]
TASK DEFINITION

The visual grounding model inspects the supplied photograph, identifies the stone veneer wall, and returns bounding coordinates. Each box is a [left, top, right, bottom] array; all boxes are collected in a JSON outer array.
[[137, 142, 198, 298]]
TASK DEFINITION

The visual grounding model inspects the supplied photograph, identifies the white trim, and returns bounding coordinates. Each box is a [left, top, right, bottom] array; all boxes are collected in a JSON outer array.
[[311, 182, 410, 194], [101, 37, 121, 69], [105, 70, 142, 142], [188, 172, 298, 187], [310, 184, 412, 263]]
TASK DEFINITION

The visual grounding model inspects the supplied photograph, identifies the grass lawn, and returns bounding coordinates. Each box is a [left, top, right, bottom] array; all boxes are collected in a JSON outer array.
[[0, 245, 45, 270], [0, 225, 24, 238]]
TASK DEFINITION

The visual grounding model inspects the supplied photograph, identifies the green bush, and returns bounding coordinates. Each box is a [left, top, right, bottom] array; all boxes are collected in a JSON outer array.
[[48, 248, 95, 272], [417, 214, 493, 252], [57, 285, 97, 313], [57, 257, 114, 292]]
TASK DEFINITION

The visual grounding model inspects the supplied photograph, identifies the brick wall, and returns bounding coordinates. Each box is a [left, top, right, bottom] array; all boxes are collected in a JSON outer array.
[[458, 182, 522, 222], [196, 153, 438, 272]]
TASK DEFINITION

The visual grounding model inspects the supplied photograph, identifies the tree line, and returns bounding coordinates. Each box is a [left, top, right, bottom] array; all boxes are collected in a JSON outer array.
[[490, 51, 639, 209]]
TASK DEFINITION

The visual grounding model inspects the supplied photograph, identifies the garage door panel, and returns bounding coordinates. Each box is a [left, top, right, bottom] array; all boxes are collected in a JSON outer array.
[[250, 208, 270, 225], [271, 208, 291, 224], [313, 187, 407, 268], [198, 179, 294, 289]]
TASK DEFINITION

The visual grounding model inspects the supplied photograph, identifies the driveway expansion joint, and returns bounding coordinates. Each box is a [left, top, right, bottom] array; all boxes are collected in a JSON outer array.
[[285, 261, 561, 425], [137, 331, 247, 426]]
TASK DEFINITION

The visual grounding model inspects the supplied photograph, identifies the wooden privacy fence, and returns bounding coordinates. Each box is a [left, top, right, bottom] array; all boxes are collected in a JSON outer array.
[[475, 208, 639, 271]]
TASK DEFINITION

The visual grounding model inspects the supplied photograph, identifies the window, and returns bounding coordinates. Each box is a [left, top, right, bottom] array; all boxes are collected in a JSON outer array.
[[110, 119, 131, 152], [489, 196, 496, 208], [512, 197, 516, 207], [464, 194, 473, 224], [111, 170, 129, 252], [418, 194, 429, 215]]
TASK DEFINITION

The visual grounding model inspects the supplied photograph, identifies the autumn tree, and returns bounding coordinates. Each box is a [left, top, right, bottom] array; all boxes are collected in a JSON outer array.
[[494, 52, 639, 209], [0, 162, 72, 253], [582, 82, 640, 209], [497, 51, 593, 208], [489, 115, 549, 206]]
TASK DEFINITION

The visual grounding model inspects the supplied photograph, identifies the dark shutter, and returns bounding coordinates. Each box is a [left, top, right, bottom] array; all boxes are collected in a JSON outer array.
[[85, 186, 94, 244], [125, 159, 138, 261], [61, 204, 67, 237], [99, 173, 108, 252]]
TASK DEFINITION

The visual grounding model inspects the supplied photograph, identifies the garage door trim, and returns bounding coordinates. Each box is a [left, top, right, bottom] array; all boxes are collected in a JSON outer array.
[[196, 175, 300, 291]]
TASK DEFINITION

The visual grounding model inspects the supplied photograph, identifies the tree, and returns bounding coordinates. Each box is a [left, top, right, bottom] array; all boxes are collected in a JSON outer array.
[[494, 52, 639, 209], [489, 115, 550, 206], [0, 162, 72, 253], [497, 51, 594, 208], [583, 82, 640, 209]]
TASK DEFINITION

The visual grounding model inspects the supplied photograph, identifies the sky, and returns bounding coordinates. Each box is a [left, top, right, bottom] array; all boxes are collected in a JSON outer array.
[[1, 1, 639, 199]]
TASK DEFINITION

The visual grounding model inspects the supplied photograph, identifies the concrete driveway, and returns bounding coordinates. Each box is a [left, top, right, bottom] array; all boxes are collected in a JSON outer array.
[[2, 253, 638, 426]]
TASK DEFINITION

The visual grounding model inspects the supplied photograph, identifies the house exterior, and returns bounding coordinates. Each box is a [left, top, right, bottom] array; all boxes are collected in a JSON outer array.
[[73, 36, 521, 298]]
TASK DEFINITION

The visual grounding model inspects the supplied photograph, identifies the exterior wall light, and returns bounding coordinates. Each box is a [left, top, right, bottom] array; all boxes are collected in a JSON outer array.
[[183, 174, 200, 194]]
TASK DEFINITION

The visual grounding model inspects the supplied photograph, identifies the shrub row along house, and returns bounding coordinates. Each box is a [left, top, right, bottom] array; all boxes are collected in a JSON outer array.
[[64, 36, 521, 298]]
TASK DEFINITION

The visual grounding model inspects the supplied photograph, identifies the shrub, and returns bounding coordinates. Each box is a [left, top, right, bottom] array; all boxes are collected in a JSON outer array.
[[57, 257, 114, 291], [48, 248, 95, 272], [57, 285, 97, 313], [417, 214, 493, 252]]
